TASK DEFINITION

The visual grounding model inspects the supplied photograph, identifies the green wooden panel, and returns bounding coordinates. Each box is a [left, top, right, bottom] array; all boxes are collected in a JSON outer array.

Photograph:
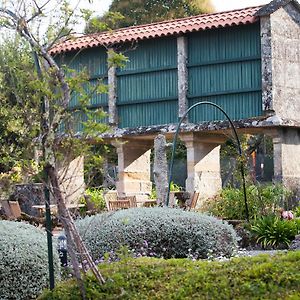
[[88, 78, 109, 107], [117, 69, 178, 103], [118, 100, 178, 128], [188, 60, 261, 96], [188, 24, 261, 64], [189, 92, 262, 123], [69, 78, 108, 108], [60, 48, 107, 77], [118, 37, 177, 72], [116, 37, 178, 127], [188, 23, 262, 120]]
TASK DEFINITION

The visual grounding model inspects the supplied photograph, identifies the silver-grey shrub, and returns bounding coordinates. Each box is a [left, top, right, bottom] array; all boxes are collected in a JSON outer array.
[[0, 221, 60, 300], [76, 207, 237, 260]]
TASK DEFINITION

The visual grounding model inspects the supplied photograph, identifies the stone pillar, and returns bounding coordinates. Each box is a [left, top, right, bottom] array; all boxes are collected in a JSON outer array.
[[57, 156, 85, 204], [153, 134, 168, 205], [177, 36, 188, 119], [273, 128, 300, 195], [112, 140, 152, 200], [180, 133, 222, 206], [108, 49, 118, 125]]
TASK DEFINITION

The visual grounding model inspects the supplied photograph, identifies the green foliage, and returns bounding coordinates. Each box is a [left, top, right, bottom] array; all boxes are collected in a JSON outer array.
[[84, 188, 106, 211], [76, 207, 237, 260], [251, 216, 300, 248], [85, 0, 214, 33], [40, 251, 300, 300], [203, 183, 292, 220], [0, 220, 60, 300], [169, 181, 182, 192], [149, 186, 157, 199], [0, 39, 40, 175], [293, 206, 300, 218]]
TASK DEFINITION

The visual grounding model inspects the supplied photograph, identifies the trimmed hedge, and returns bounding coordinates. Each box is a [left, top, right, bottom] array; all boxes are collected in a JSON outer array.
[[76, 207, 237, 260], [0, 221, 60, 300], [39, 251, 300, 299]]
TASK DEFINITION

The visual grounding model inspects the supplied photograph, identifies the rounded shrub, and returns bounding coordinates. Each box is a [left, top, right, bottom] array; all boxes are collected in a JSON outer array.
[[0, 220, 61, 300], [76, 207, 237, 260]]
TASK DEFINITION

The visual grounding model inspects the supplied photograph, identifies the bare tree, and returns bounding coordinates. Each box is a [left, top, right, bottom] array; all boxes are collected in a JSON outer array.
[[0, 0, 109, 296]]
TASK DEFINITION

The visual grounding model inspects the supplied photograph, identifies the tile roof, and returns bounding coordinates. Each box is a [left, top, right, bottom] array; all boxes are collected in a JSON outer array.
[[50, 5, 261, 55]]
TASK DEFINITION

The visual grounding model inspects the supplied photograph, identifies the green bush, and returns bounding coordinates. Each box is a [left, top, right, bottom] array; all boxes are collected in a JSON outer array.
[[294, 205, 300, 217], [83, 188, 107, 211], [39, 251, 300, 300], [0, 220, 60, 300], [76, 207, 237, 260], [251, 215, 300, 248], [203, 183, 292, 220]]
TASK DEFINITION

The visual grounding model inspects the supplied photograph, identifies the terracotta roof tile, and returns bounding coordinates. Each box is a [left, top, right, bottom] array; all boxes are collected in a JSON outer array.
[[50, 6, 261, 55]]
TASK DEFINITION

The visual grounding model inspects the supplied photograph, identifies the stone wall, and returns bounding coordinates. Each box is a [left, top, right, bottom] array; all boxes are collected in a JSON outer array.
[[261, 3, 300, 120], [271, 4, 300, 121], [273, 128, 300, 195]]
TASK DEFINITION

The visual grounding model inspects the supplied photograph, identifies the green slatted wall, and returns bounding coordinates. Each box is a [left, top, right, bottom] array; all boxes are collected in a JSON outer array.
[[60, 23, 262, 131], [116, 37, 178, 128], [187, 23, 262, 122], [59, 48, 108, 109]]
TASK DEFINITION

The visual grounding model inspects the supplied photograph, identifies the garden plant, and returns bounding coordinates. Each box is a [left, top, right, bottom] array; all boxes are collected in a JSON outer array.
[[0, 220, 60, 300], [76, 207, 238, 261], [40, 251, 300, 300]]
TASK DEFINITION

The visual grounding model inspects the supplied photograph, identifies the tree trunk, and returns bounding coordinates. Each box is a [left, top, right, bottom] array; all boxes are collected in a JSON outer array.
[[47, 166, 105, 294]]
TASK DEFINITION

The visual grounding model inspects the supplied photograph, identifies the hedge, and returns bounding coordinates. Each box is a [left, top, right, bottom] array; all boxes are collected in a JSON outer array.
[[76, 207, 237, 260], [39, 251, 300, 300], [0, 220, 60, 300]]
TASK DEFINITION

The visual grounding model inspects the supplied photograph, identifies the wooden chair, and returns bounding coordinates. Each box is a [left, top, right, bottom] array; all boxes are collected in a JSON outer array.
[[118, 196, 137, 208], [108, 196, 137, 211], [1, 200, 21, 219], [108, 199, 131, 211], [186, 192, 199, 211], [103, 190, 118, 210]]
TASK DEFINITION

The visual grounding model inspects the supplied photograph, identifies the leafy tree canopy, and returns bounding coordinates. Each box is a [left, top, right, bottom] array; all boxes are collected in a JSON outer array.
[[85, 0, 214, 33], [0, 38, 40, 175]]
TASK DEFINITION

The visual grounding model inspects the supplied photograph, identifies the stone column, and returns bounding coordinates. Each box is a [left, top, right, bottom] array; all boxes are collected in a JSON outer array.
[[177, 36, 188, 119], [112, 139, 152, 200], [57, 156, 85, 204], [273, 128, 300, 195], [153, 134, 168, 205], [108, 49, 118, 125], [180, 133, 223, 206]]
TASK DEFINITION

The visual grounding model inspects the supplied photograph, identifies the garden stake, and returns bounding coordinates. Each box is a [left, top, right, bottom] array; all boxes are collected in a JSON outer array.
[[33, 51, 55, 290], [166, 101, 249, 221]]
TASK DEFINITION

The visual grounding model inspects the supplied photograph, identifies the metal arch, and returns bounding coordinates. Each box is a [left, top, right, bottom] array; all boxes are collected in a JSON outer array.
[[166, 101, 249, 221]]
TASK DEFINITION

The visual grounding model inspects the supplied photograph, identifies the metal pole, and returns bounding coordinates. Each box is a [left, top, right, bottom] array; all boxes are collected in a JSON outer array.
[[166, 101, 249, 221], [33, 51, 55, 289]]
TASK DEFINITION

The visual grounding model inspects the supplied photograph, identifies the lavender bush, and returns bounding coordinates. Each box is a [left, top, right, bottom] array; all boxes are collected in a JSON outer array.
[[76, 207, 237, 261], [0, 221, 60, 300]]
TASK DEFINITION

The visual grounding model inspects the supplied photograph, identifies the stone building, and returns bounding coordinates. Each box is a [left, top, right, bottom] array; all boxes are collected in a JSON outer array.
[[51, 0, 300, 203]]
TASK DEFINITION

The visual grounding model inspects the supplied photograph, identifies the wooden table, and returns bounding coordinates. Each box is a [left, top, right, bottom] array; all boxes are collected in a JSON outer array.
[[32, 203, 85, 216]]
